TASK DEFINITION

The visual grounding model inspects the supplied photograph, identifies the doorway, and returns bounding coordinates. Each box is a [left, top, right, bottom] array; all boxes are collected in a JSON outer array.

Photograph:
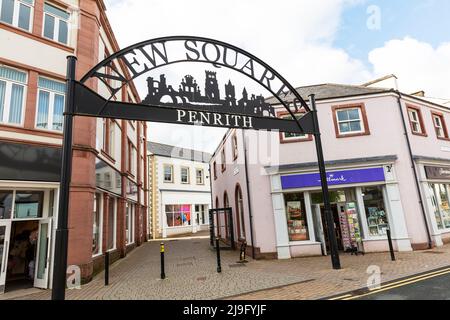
[[319, 204, 344, 253]]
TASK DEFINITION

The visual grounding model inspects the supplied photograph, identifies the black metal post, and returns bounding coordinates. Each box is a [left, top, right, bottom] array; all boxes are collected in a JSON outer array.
[[104, 251, 110, 286], [309, 94, 341, 270], [51, 56, 77, 300], [215, 237, 222, 273], [160, 242, 165, 279], [386, 227, 396, 261]]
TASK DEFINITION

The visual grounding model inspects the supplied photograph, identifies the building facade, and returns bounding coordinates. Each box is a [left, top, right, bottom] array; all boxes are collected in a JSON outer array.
[[210, 83, 450, 259], [0, 0, 148, 293], [148, 142, 211, 239]]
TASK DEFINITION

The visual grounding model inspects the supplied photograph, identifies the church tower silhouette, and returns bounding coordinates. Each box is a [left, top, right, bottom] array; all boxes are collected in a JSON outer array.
[[204, 71, 220, 102]]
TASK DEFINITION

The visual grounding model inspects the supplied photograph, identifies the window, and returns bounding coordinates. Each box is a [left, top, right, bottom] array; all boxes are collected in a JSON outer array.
[[181, 167, 190, 184], [0, 191, 13, 219], [362, 186, 389, 236], [43, 3, 69, 45], [432, 112, 449, 140], [196, 168, 204, 185], [332, 104, 370, 137], [232, 133, 238, 160], [102, 119, 115, 158], [107, 197, 116, 250], [127, 140, 137, 176], [125, 202, 135, 244], [407, 105, 426, 136], [284, 193, 309, 241], [0, 65, 27, 125], [195, 204, 208, 225], [0, 0, 33, 31], [165, 204, 191, 227], [36, 77, 65, 131], [235, 185, 246, 239], [278, 111, 312, 143], [163, 164, 173, 183], [92, 193, 102, 255], [14, 191, 44, 218], [430, 184, 450, 230], [213, 161, 217, 180], [221, 148, 226, 172]]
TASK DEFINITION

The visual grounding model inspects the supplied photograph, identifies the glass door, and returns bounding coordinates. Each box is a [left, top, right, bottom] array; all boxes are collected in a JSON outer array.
[[312, 205, 327, 256], [34, 218, 52, 289], [0, 220, 12, 294]]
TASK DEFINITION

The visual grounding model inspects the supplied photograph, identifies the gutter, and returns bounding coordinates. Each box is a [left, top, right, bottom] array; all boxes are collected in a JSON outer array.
[[395, 91, 433, 249]]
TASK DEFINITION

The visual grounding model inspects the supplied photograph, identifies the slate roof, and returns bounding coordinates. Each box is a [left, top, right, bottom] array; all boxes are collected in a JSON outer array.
[[147, 141, 212, 163], [265, 83, 390, 105]]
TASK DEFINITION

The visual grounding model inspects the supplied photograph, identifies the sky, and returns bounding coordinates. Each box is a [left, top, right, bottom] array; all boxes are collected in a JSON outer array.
[[103, 0, 450, 153]]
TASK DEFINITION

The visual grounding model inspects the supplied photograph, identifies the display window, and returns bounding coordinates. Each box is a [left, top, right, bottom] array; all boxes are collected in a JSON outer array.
[[362, 186, 388, 236], [284, 193, 309, 241], [165, 204, 191, 227], [430, 184, 450, 230]]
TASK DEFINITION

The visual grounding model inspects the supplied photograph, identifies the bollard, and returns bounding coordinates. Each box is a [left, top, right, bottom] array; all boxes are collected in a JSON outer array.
[[215, 237, 222, 273], [386, 227, 396, 261], [160, 242, 166, 279], [238, 241, 248, 263], [104, 251, 110, 286]]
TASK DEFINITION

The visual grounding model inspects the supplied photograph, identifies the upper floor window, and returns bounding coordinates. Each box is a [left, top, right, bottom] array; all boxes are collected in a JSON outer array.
[[163, 164, 173, 183], [0, 0, 33, 31], [102, 119, 115, 158], [407, 105, 426, 136], [127, 140, 137, 176], [278, 111, 312, 143], [221, 147, 226, 172], [196, 168, 204, 185], [213, 161, 217, 180], [332, 104, 370, 138], [36, 76, 65, 131], [0, 65, 27, 126], [432, 112, 449, 140], [181, 166, 190, 184], [232, 133, 238, 160], [43, 2, 69, 45]]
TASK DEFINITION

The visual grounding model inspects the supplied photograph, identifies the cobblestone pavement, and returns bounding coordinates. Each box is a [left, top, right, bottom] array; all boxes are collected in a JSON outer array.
[[2, 238, 450, 300]]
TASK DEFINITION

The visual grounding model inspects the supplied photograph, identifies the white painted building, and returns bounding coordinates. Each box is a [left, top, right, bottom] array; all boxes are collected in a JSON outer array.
[[148, 142, 212, 238]]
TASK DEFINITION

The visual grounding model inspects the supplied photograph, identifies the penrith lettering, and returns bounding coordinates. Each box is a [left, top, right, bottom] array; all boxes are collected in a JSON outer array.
[[176, 109, 253, 129]]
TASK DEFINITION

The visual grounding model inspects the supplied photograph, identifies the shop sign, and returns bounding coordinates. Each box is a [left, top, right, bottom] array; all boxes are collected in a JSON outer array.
[[281, 167, 385, 189], [425, 166, 450, 180]]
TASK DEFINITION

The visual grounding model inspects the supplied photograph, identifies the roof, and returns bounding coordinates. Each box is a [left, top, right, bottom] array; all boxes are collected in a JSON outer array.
[[147, 141, 212, 163], [265, 83, 389, 105]]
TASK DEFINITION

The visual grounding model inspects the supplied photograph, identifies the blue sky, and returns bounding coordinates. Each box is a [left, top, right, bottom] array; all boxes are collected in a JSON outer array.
[[336, 0, 450, 66]]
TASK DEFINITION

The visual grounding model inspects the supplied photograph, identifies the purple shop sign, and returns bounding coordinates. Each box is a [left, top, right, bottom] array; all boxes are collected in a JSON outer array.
[[281, 167, 385, 189]]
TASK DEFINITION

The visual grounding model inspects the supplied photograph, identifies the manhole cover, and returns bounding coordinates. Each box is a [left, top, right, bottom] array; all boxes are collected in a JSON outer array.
[[177, 262, 194, 267], [229, 263, 246, 268]]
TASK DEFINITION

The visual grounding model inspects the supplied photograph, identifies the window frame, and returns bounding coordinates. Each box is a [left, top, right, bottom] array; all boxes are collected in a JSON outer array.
[[213, 161, 217, 180], [0, 0, 34, 32], [180, 166, 190, 184], [406, 104, 427, 137], [125, 202, 135, 245], [332, 103, 370, 138], [163, 164, 174, 183], [221, 147, 226, 172], [42, 2, 70, 45], [277, 110, 313, 143], [0, 65, 27, 126], [92, 192, 103, 257], [35, 76, 65, 132], [195, 168, 204, 185], [431, 183, 450, 231], [431, 111, 449, 140], [101, 119, 116, 162], [231, 132, 239, 160], [127, 139, 137, 177]]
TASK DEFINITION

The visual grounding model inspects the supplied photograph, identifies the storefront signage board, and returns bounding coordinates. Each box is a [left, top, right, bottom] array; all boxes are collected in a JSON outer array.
[[425, 166, 450, 180]]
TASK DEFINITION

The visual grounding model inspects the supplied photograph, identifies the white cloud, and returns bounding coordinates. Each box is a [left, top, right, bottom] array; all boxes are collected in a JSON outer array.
[[369, 37, 450, 98]]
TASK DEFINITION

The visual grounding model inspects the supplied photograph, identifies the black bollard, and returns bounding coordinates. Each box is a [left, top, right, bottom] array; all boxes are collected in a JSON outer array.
[[104, 251, 110, 286], [160, 242, 166, 279], [386, 227, 396, 261], [215, 237, 222, 273]]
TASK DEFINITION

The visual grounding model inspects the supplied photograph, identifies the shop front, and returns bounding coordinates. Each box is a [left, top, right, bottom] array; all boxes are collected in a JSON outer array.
[[271, 164, 412, 259]]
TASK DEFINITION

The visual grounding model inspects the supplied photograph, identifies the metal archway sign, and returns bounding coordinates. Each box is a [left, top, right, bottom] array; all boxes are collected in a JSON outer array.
[[52, 36, 341, 300]]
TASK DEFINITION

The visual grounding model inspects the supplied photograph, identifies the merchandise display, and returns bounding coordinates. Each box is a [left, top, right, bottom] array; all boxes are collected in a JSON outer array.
[[286, 201, 308, 241]]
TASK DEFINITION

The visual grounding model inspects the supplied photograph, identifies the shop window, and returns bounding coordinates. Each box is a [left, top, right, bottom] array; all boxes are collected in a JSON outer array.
[[332, 104, 370, 138], [43, 2, 69, 45], [92, 193, 102, 255], [0, 0, 33, 31], [431, 112, 449, 140], [107, 197, 116, 250], [165, 204, 191, 227], [36, 77, 65, 131], [14, 191, 43, 218], [0, 190, 13, 219], [431, 184, 450, 230], [284, 193, 309, 241], [181, 166, 190, 184], [407, 105, 427, 136], [362, 186, 388, 236], [278, 111, 312, 143], [196, 168, 204, 185], [125, 202, 135, 245], [163, 164, 173, 183], [0, 65, 27, 125]]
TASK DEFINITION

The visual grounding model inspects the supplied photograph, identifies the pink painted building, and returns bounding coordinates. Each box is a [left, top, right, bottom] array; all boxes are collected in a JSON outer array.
[[210, 81, 450, 259]]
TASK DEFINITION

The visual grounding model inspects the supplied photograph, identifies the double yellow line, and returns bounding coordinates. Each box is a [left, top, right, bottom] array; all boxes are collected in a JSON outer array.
[[329, 267, 450, 300]]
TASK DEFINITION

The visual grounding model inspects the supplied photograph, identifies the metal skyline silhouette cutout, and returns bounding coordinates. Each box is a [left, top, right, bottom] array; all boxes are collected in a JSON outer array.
[[142, 70, 276, 117]]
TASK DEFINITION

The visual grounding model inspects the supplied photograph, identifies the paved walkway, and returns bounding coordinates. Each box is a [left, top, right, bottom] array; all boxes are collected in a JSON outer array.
[[2, 238, 450, 300]]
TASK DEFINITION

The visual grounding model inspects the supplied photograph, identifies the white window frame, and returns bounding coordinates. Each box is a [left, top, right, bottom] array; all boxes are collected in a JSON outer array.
[[181, 166, 190, 184], [92, 193, 103, 257], [408, 108, 422, 134], [107, 197, 117, 251], [0, 0, 34, 32], [336, 107, 364, 135], [280, 113, 308, 141], [433, 114, 445, 138], [163, 164, 173, 183], [42, 2, 69, 45], [35, 76, 65, 132], [196, 168, 204, 185], [432, 184, 450, 231], [0, 66, 27, 126], [125, 202, 135, 245]]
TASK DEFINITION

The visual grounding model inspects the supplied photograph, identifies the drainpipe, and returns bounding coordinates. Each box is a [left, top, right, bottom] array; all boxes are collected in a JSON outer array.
[[395, 90, 433, 249], [242, 129, 256, 259]]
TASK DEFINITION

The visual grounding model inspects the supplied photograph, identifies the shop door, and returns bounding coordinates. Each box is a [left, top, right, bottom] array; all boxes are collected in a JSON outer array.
[[312, 205, 327, 256], [34, 219, 52, 289], [0, 220, 12, 294]]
